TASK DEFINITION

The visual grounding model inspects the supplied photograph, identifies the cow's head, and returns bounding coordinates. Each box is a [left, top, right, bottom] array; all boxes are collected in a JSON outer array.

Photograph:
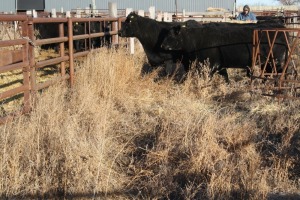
[[161, 25, 185, 51], [118, 12, 139, 37]]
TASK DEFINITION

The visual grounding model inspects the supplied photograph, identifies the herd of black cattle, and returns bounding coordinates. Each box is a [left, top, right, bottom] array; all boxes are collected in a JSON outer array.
[[118, 12, 289, 83], [36, 12, 289, 83], [35, 20, 112, 51]]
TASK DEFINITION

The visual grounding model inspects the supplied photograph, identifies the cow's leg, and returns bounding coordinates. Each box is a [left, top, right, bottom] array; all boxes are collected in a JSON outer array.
[[74, 40, 81, 51], [141, 63, 157, 75], [165, 61, 187, 83], [246, 66, 252, 77], [140, 63, 169, 83], [209, 65, 218, 78], [217, 68, 230, 83], [209, 65, 230, 83]]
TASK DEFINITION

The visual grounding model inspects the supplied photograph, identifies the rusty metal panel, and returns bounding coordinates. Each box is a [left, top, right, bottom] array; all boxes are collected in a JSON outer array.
[[251, 28, 300, 99], [0, 50, 23, 66]]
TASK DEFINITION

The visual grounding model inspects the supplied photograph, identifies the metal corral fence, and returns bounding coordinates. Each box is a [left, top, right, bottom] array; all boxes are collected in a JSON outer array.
[[251, 28, 300, 100], [0, 13, 125, 123]]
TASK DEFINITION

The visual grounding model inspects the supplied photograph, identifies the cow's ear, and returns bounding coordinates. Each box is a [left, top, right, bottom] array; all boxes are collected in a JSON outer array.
[[129, 15, 135, 23], [129, 13, 137, 22]]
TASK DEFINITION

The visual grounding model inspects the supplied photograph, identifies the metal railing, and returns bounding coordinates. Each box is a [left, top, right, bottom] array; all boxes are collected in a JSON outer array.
[[251, 28, 300, 100]]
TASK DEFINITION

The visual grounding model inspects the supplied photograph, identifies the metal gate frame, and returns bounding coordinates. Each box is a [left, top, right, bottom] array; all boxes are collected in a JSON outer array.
[[0, 15, 31, 122], [251, 28, 300, 100]]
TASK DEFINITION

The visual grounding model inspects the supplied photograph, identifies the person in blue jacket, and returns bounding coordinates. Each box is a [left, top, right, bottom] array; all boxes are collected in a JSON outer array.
[[236, 5, 257, 21]]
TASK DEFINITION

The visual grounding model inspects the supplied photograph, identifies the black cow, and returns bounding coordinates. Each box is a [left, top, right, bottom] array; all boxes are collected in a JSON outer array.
[[118, 12, 201, 82], [35, 21, 110, 52], [73, 20, 113, 50], [35, 22, 85, 51], [34, 23, 60, 50], [161, 21, 288, 82], [256, 16, 285, 24], [73, 22, 86, 51]]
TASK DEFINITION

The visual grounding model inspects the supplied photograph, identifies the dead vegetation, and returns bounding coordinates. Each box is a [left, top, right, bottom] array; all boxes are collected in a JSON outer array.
[[0, 44, 299, 200]]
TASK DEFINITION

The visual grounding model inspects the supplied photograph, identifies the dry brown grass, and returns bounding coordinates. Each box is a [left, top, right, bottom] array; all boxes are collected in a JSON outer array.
[[0, 45, 299, 200]]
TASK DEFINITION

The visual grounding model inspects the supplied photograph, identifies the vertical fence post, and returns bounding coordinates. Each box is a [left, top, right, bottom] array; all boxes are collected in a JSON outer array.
[[27, 16, 36, 98], [59, 22, 65, 77], [109, 2, 118, 46], [68, 17, 75, 87], [117, 17, 122, 44], [182, 9, 186, 22], [84, 21, 88, 50], [88, 20, 91, 49], [163, 12, 172, 22], [149, 6, 155, 19], [137, 10, 144, 16], [51, 8, 57, 18], [21, 19, 31, 113], [66, 11, 71, 18], [157, 13, 162, 21]]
